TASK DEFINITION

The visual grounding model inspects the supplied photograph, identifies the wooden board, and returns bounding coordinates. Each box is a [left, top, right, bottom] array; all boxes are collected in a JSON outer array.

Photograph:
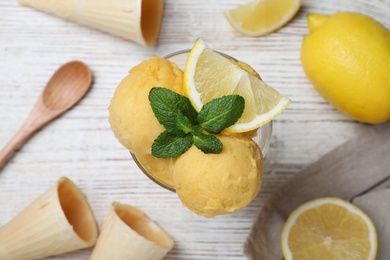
[[0, 0, 389, 259]]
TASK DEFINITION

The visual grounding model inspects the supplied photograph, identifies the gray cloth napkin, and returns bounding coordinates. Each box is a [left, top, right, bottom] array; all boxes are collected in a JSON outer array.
[[245, 122, 390, 260]]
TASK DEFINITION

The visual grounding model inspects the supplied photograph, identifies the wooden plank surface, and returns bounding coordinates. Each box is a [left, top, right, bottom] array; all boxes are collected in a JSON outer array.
[[0, 0, 389, 259]]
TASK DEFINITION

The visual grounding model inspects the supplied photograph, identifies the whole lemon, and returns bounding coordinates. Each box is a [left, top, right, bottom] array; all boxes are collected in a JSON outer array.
[[301, 12, 390, 124]]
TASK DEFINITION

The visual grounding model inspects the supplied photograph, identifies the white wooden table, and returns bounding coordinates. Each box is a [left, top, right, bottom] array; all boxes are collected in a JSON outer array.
[[1, 0, 389, 259]]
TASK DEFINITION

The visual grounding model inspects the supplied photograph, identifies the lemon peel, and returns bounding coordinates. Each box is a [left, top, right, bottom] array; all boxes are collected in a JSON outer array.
[[281, 197, 378, 260], [224, 0, 302, 37], [183, 39, 291, 133], [301, 12, 390, 124]]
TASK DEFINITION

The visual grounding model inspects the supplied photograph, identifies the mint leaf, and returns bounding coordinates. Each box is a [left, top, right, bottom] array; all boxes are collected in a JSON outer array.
[[193, 133, 223, 154], [152, 131, 193, 158], [149, 88, 197, 135], [191, 125, 204, 136], [198, 95, 245, 134], [175, 110, 193, 135], [178, 97, 198, 126]]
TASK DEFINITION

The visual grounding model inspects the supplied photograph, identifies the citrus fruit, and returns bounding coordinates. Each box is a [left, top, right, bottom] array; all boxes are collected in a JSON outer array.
[[301, 12, 390, 124], [224, 0, 302, 37], [281, 197, 378, 260], [183, 39, 291, 133]]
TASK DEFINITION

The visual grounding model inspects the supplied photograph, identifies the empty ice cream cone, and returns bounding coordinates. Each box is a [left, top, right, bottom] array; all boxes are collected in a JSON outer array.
[[91, 202, 174, 260], [17, 0, 164, 45], [0, 177, 98, 260]]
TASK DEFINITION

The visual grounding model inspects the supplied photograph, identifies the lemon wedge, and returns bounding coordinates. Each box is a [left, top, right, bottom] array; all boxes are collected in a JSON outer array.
[[281, 197, 378, 260], [183, 39, 291, 133], [224, 0, 302, 37]]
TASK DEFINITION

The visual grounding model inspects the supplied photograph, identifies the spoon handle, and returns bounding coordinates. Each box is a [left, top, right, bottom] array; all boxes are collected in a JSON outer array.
[[0, 100, 60, 170], [0, 125, 36, 170]]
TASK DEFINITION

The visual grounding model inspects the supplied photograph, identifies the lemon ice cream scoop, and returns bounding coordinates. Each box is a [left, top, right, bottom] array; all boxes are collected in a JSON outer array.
[[134, 153, 175, 188], [173, 135, 264, 218], [109, 56, 184, 186]]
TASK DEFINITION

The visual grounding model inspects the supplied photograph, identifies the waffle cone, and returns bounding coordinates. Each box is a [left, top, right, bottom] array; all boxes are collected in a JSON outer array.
[[0, 177, 98, 260], [91, 202, 174, 260], [17, 0, 164, 45]]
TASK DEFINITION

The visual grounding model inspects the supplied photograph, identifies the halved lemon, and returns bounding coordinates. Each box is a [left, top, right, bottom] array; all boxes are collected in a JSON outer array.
[[281, 197, 378, 260], [183, 39, 291, 133], [224, 0, 302, 37]]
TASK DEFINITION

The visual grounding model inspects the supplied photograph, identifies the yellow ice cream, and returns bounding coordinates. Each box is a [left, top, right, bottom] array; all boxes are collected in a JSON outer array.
[[173, 135, 264, 218], [108, 56, 184, 187], [134, 153, 175, 188]]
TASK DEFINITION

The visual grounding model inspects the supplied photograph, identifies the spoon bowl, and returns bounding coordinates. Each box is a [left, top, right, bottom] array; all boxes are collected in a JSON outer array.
[[0, 61, 92, 170]]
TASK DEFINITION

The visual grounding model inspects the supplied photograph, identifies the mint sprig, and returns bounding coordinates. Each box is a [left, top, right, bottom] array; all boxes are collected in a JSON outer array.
[[149, 87, 198, 135], [149, 87, 244, 158]]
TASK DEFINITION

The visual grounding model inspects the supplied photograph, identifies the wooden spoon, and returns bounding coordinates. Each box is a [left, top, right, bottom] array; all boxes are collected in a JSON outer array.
[[0, 61, 92, 170]]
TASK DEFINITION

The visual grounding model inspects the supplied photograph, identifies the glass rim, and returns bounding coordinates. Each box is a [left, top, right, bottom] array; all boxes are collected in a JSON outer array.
[[164, 49, 239, 62], [131, 152, 176, 192], [164, 49, 192, 59]]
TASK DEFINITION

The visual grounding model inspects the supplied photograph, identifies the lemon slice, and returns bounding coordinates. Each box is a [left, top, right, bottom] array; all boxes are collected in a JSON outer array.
[[281, 197, 378, 260], [183, 39, 291, 133], [224, 0, 302, 37]]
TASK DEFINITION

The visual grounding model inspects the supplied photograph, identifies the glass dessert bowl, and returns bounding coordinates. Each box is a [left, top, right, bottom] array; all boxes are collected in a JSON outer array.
[[131, 50, 273, 192]]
